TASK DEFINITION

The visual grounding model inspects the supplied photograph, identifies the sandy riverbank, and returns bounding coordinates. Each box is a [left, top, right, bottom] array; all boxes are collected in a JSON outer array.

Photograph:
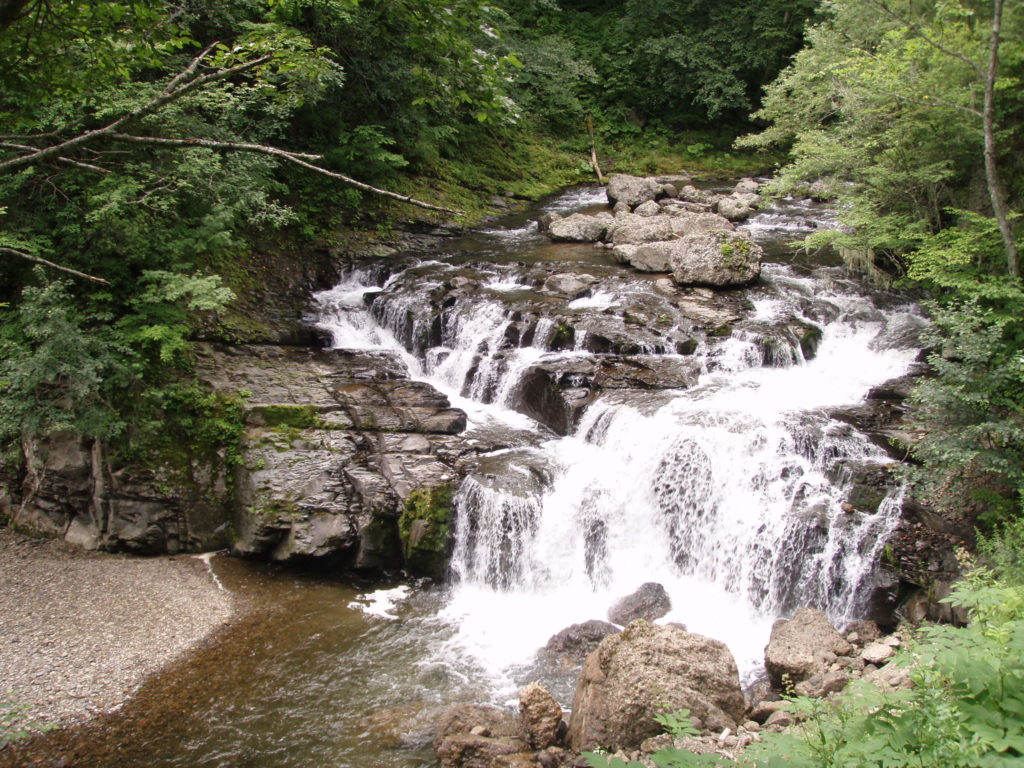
[[0, 528, 234, 737]]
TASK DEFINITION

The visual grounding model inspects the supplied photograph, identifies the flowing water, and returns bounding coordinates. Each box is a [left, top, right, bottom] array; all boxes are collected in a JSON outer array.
[[55, 187, 925, 768]]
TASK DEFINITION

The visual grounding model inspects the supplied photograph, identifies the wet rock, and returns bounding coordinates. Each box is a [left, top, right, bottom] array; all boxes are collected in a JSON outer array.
[[537, 213, 559, 233], [845, 620, 881, 645], [607, 582, 672, 625], [542, 621, 620, 664], [437, 733, 533, 768], [764, 607, 853, 689], [606, 174, 661, 208], [436, 703, 523, 749], [567, 621, 746, 751], [514, 356, 699, 435], [548, 213, 614, 243], [543, 273, 598, 298], [520, 683, 564, 749]]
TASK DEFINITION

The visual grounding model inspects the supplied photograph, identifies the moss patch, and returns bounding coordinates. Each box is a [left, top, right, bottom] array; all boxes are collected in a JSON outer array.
[[398, 485, 454, 579]]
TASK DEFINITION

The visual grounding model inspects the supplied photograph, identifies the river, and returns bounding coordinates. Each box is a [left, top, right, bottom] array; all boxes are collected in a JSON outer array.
[[20, 185, 925, 768]]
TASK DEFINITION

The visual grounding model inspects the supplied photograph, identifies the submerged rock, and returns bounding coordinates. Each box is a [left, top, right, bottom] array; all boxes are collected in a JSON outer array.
[[567, 621, 746, 751]]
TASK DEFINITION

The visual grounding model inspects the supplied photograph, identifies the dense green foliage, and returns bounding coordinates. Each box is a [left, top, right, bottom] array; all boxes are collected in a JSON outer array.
[[741, 0, 1024, 523], [0, 0, 810, 468]]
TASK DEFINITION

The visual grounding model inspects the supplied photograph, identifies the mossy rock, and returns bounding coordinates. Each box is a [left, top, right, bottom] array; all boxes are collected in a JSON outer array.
[[398, 485, 454, 579]]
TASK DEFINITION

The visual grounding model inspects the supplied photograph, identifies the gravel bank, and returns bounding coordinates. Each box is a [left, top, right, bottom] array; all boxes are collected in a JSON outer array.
[[0, 528, 234, 735]]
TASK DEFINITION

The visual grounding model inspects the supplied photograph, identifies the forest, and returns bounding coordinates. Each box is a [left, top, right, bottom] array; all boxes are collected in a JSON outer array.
[[1, 0, 1023, 765]]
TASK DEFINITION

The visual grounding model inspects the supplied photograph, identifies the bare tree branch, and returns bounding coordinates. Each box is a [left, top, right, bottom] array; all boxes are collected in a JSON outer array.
[[0, 50, 270, 176], [0, 246, 110, 284], [0, 142, 110, 173], [110, 133, 464, 214]]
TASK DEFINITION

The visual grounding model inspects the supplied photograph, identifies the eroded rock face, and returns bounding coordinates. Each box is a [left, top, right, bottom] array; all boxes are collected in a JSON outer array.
[[607, 582, 672, 625], [764, 607, 853, 688], [208, 344, 477, 570], [567, 621, 746, 752]]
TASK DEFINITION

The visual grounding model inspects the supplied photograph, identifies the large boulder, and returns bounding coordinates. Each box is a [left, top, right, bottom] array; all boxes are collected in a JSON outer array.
[[669, 230, 762, 287], [519, 682, 564, 749], [606, 174, 660, 208], [606, 214, 675, 246], [764, 607, 853, 689], [567, 621, 747, 752], [548, 212, 614, 243], [607, 582, 672, 625]]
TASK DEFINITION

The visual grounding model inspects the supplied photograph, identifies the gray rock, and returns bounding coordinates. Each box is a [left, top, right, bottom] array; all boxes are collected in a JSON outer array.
[[520, 682, 564, 749], [808, 178, 838, 201], [716, 195, 756, 222], [567, 621, 746, 751], [607, 582, 672, 625], [548, 213, 614, 243], [794, 669, 850, 698], [733, 178, 761, 195], [764, 607, 853, 689], [537, 213, 560, 233], [669, 230, 762, 287], [542, 620, 620, 663], [606, 174, 661, 208], [633, 200, 661, 217], [543, 273, 598, 298], [677, 185, 716, 205], [861, 642, 895, 665]]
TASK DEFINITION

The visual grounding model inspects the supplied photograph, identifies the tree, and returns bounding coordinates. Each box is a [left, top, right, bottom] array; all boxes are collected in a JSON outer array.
[[740, 0, 1021, 266]]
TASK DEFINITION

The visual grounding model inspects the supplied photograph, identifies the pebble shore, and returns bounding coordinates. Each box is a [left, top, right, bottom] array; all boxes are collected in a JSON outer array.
[[0, 528, 234, 735]]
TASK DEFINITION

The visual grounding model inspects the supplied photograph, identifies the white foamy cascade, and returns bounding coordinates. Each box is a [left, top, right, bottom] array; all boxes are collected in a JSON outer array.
[[441, 267, 925, 686], [310, 191, 926, 698]]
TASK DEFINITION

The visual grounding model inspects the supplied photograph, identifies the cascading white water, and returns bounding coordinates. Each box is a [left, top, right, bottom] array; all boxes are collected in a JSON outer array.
[[313, 191, 926, 698]]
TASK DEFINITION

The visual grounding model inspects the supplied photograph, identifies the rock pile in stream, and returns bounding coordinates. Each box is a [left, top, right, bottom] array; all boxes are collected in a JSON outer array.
[[541, 174, 765, 288], [436, 608, 913, 768]]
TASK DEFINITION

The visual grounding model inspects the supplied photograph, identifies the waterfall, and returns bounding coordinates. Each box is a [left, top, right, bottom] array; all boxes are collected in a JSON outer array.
[[313, 195, 925, 691]]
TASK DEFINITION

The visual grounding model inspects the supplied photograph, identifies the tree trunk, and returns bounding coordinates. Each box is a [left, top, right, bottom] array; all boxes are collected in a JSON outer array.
[[983, 0, 1019, 278]]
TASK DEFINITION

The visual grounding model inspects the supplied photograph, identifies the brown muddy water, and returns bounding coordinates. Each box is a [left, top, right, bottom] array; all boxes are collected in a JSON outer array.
[[3, 557, 472, 768]]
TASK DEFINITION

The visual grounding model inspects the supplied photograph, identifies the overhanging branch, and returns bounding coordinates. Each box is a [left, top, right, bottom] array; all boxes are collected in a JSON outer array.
[[110, 133, 463, 215], [0, 246, 110, 284]]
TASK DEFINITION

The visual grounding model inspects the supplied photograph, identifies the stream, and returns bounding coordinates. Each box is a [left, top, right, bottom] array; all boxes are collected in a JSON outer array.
[[56, 186, 925, 768]]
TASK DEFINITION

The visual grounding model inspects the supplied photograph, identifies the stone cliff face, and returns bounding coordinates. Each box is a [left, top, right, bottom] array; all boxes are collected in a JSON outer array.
[[0, 228, 490, 576]]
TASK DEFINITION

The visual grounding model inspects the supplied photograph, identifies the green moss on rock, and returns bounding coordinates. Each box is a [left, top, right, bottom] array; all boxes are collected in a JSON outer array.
[[398, 485, 454, 579]]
